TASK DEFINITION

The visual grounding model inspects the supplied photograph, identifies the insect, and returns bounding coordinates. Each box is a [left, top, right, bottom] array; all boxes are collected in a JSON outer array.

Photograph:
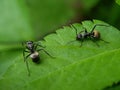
[[22, 41, 53, 76], [71, 24, 109, 46]]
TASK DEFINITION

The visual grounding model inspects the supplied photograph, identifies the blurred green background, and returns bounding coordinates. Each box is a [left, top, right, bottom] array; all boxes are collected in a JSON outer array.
[[0, 0, 120, 42], [0, 0, 120, 89]]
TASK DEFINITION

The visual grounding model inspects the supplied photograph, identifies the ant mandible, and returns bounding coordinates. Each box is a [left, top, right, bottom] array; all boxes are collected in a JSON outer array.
[[22, 41, 53, 76], [71, 24, 109, 47]]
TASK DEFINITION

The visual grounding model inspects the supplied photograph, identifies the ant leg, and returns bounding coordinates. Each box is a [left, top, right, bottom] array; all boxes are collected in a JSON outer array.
[[84, 29, 88, 33], [34, 44, 38, 50], [71, 24, 78, 36], [79, 30, 85, 34], [22, 42, 31, 76], [37, 49, 54, 58], [22, 42, 25, 47], [25, 60, 30, 76], [24, 53, 31, 61], [71, 24, 87, 35], [94, 42, 99, 47], [23, 50, 29, 62], [80, 40, 83, 47], [100, 38, 109, 43], [78, 28, 86, 34], [66, 40, 76, 45], [23, 50, 26, 62], [91, 40, 100, 47], [22, 42, 27, 49], [91, 24, 109, 33], [24, 54, 31, 76], [34, 43, 46, 50], [22, 42, 29, 61], [38, 44, 46, 48]]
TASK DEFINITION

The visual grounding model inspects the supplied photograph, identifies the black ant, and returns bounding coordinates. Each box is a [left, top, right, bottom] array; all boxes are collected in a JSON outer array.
[[22, 41, 53, 76], [70, 24, 109, 46]]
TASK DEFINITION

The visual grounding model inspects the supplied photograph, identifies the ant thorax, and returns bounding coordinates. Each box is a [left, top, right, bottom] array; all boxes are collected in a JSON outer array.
[[76, 31, 89, 40], [30, 51, 39, 59]]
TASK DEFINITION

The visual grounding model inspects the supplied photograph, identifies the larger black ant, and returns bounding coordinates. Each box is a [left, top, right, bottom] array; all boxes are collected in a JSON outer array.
[[71, 24, 109, 46], [22, 41, 53, 76]]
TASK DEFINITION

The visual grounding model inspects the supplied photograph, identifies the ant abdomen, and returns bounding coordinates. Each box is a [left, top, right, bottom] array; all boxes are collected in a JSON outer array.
[[92, 30, 100, 39], [30, 51, 40, 63], [32, 57, 40, 63]]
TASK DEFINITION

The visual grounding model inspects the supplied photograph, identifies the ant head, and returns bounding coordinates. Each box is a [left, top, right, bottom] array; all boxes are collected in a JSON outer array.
[[76, 34, 82, 40], [26, 41, 34, 49]]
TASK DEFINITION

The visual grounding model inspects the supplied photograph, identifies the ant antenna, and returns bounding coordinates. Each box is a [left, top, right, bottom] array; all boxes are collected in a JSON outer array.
[[91, 24, 109, 33], [71, 24, 78, 36]]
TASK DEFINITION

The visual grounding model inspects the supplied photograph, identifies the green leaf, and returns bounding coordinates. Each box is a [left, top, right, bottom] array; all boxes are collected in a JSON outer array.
[[0, 20, 120, 90], [116, 0, 120, 5]]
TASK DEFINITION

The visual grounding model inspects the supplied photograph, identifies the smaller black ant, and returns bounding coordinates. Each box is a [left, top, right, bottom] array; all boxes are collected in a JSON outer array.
[[22, 41, 53, 76], [70, 24, 109, 46]]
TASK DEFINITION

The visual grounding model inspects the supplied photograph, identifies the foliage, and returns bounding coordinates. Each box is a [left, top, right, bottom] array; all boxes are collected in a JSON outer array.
[[116, 0, 120, 5], [0, 0, 120, 90], [0, 20, 120, 90]]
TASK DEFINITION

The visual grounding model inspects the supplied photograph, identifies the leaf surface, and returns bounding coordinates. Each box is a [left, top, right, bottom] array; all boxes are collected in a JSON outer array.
[[0, 20, 120, 90]]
